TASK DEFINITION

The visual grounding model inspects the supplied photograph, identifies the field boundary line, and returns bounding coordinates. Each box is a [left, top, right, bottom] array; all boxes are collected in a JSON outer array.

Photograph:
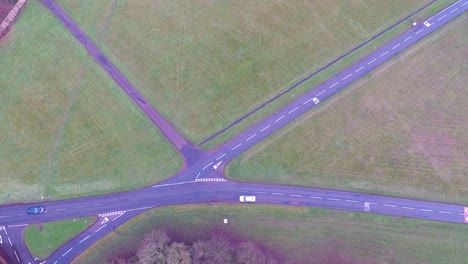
[[198, 0, 438, 147]]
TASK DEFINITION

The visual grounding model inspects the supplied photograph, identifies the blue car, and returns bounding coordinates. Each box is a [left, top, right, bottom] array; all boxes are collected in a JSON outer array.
[[27, 206, 44, 215]]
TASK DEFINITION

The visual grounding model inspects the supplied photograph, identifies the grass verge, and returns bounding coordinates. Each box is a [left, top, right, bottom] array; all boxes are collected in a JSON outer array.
[[55, 0, 432, 143], [0, 1, 182, 204], [227, 14, 468, 204], [24, 217, 96, 259], [72, 205, 468, 264]]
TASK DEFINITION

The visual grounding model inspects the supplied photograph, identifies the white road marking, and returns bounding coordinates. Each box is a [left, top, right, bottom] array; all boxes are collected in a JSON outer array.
[[415, 29, 424, 34], [202, 162, 213, 170], [231, 143, 242, 150], [420, 209, 433, 212], [76, 205, 86, 208], [290, 194, 303, 197], [367, 202, 378, 205], [402, 206, 414, 210], [14, 250, 20, 262], [380, 51, 389, 57], [317, 90, 326, 96], [345, 200, 359, 203], [93, 203, 103, 206], [404, 36, 413, 42], [392, 43, 401, 49], [246, 134, 257, 141], [438, 15, 447, 21], [355, 66, 365, 72], [368, 58, 377, 65], [260, 124, 271, 132], [438, 211, 452, 214], [275, 115, 285, 122], [450, 8, 458, 13], [272, 193, 284, 195], [254, 191, 265, 194], [112, 213, 124, 222], [342, 74, 352, 80], [62, 248, 73, 257], [383, 204, 396, 207], [101, 217, 109, 224], [95, 224, 107, 233], [327, 198, 340, 201], [8, 237, 12, 246], [289, 107, 299, 114], [462, 2, 468, 6], [302, 98, 314, 105], [79, 235, 90, 244], [54, 261, 58, 264], [309, 196, 322, 199], [216, 153, 226, 160], [213, 161, 222, 169], [329, 82, 339, 88], [54, 208, 66, 211]]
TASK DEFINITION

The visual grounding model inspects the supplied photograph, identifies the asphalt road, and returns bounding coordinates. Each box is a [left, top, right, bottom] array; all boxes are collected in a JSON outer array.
[[38, 0, 204, 166], [1, 0, 466, 263]]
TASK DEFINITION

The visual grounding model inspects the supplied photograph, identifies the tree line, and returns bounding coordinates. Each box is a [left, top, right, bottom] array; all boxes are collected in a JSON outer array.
[[107, 229, 284, 264]]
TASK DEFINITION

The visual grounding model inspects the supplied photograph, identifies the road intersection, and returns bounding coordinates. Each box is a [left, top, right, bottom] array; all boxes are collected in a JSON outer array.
[[1, 0, 467, 263]]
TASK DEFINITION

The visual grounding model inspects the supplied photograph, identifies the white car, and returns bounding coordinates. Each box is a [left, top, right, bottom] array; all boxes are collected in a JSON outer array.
[[239, 195, 256, 203]]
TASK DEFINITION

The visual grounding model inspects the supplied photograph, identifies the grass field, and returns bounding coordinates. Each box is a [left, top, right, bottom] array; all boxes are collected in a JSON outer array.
[[0, 1, 181, 204], [227, 15, 468, 204], [55, 0, 432, 143], [72, 205, 468, 264], [24, 217, 95, 259]]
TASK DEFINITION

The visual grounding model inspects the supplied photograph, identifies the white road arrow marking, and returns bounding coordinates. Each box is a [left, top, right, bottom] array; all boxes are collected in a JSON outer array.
[[213, 161, 222, 170], [101, 217, 109, 224]]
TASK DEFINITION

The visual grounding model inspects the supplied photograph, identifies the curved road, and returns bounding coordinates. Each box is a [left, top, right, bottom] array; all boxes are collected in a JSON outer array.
[[1, 0, 466, 263]]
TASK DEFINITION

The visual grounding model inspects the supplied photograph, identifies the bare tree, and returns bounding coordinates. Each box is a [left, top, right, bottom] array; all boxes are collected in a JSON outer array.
[[137, 229, 171, 264], [166, 242, 191, 264], [236, 240, 267, 264]]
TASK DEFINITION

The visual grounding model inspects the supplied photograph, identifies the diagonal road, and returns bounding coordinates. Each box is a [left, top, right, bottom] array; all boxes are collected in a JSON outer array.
[[39, 0, 205, 166], [1, 0, 466, 263]]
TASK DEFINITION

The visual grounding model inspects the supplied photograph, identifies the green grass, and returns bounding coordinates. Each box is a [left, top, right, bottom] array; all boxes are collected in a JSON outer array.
[[72, 205, 468, 264], [0, 1, 181, 204], [24, 217, 96, 259], [227, 15, 468, 204], [55, 0, 432, 143]]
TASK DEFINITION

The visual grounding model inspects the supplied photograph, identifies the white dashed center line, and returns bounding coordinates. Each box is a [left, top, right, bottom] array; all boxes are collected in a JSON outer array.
[[317, 90, 326, 96], [343, 74, 352, 80], [254, 191, 266, 194], [63, 248, 73, 257], [355, 66, 365, 73], [380, 51, 389, 57], [231, 143, 242, 151], [415, 29, 424, 34], [438, 211, 452, 214], [463, 2, 468, 7], [450, 8, 458, 13], [345, 200, 359, 203], [202, 162, 213, 170], [329, 82, 339, 88], [290, 194, 303, 197], [216, 153, 226, 160], [420, 209, 433, 212], [368, 58, 377, 65], [327, 198, 340, 201], [383, 204, 396, 207], [246, 134, 257, 141], [402, 206, 414, 210], [272, 193, 284, 195], [438, 15, 447, 21], [95, 224, 107, 233], [289, 107, 299, 114], [392, 43, 401, 49], [404, 36, 413, 42], [275, 115, 285, 122], [79, 235, 90, 243], [260, 124, 271, 132], [302, 98, 314, 105], [309, 196, 322, 199]]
